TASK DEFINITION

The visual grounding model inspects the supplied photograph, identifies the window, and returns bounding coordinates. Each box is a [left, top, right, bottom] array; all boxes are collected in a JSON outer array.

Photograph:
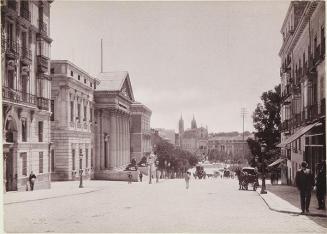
[[84, 78, 86, 84], [21, 153, 27, 176], [72, 149, 75, 170], [22, 119, 27, 142], [94, 82, 96, 90], [78, 75, 80, 80], [70, 101, 74, 122], [77, 103, 81, 122], [51, 149, 54, 172], [71, 71, 74, 77], [51, 100, 54, 121], [39, 152, 43, 173], [50, 68, 55, 74], [90, 82, 93, 88], [38, 121, 43, 142], [86, 148, 88, 168], [90, 107, 93, 122]]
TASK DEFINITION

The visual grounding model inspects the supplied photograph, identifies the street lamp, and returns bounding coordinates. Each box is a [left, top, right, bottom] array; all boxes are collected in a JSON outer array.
[[260, 144, 267, 194], [79, 152, 83, 188]]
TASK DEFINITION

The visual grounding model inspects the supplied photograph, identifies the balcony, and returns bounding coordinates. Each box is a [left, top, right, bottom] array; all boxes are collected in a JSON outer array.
[[37, 97, 49, 111], [2, 86, 37, 106], [37, 55, 49, 72], [39, 20, 48, 35], [4, 39, 19, 58], [291, 83, 301, 95], [281, 84, 291, 103], [304, 104, 319, 123], [20, 7, 31, 22], [20, 47, 32, 64], [281, 120, 290, 132]]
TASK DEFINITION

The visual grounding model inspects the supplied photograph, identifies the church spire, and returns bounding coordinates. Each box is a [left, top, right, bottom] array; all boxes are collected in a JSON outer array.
[[179, 114, 184, 134], [191, 114, 197, 129]]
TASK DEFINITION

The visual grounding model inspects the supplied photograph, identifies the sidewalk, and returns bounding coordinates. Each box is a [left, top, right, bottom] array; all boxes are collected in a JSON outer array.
[[3, 180, 108, 205], [258, 184, 327, 217]]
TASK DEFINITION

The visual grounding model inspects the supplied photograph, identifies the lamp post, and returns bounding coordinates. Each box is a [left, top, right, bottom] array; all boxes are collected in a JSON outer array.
[[79, 152, 83, 188], [260, 144, 267, 194]]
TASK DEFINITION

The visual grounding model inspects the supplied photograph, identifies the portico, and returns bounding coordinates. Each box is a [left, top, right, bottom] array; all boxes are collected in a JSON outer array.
[[93, 72, 134, 179]]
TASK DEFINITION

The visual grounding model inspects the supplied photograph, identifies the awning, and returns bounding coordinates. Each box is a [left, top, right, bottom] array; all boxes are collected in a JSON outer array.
[[277, 122, 321, 148], [268, 158, 286, 167]]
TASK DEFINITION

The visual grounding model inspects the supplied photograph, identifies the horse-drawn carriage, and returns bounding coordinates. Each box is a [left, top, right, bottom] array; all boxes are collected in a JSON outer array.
[[237, 167, 259, 191]]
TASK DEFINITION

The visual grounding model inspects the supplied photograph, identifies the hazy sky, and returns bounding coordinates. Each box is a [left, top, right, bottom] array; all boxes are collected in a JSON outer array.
[[51, 1, 290, 133]]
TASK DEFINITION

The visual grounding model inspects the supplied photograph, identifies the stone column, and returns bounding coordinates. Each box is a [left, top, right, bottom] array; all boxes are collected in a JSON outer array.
[[118, 115, 122, 167], [109, 111, 116, 169], [115, 112, 119, 168], [124, 115, 127, 165], [97, 110, 103, 170], [127, 115, 131, 165]]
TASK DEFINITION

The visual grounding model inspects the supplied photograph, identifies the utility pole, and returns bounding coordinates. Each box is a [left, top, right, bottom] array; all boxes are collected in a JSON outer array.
[[241, 108, 247, 164], [101, 39, 103, 73]]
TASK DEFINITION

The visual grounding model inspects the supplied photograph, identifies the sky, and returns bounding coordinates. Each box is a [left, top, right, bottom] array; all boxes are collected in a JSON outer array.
[[50, 0, 290, 133]]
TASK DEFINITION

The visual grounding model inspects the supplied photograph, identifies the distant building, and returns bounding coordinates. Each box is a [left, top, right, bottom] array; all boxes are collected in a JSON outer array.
[[278, 1, 325, 184], [178, 115, 208, 159], [155, 128, 176, 145], [2, 0, 53, 191], [50, 60, 100, 181], [130, 102, 152, 162], [208, 134, 253, 163]]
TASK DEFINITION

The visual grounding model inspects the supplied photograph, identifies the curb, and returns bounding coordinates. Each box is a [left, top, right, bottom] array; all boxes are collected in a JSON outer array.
[[4, 188, 103, 205], [257, 190, 327, 218]]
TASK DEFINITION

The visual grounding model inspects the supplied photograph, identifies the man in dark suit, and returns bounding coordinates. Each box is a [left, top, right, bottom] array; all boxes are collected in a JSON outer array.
[[295, 161, 315, 214]]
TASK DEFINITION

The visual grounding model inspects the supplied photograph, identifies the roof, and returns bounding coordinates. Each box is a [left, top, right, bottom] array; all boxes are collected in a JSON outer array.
[[96, 71, 128, 91], [96, 71, 135, 101]]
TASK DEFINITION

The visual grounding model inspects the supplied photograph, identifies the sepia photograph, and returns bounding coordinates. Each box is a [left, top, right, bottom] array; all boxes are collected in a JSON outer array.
[[1, 0, 326, 233]]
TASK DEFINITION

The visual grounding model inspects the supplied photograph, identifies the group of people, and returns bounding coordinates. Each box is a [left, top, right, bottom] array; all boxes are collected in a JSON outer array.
[[295, 161, 326, 214]]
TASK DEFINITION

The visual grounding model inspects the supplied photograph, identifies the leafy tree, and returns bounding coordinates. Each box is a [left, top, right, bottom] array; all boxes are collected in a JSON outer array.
[[249, 84, 281, 165]]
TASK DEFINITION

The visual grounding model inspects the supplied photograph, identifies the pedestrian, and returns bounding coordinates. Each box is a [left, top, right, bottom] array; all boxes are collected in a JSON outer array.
[[315, 162, 326, 210], [185, 171, 191, 189], [128, 172, 132, 184], [295, 161, 315, 214], [29, 171, 36, 191], [139, 172, 143, 182]]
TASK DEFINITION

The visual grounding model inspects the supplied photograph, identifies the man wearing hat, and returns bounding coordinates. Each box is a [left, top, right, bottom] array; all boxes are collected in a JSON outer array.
[[295, 161, 315, 214]]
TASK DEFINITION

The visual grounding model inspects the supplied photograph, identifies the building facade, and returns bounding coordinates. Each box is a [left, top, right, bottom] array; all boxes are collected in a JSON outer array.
[[2, 0, 53, 191], [130, 102, 152, 162], [50, 60, 100, 181], [278, 1, 325, 184]]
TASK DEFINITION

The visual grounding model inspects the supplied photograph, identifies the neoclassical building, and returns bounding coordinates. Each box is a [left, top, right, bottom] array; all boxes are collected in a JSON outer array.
[[2, 0, 53, 191], [50, 60, 100, 181], [93, 72, 135, 180]]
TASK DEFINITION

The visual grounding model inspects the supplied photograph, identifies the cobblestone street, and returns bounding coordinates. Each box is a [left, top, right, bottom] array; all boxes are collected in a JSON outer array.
[[4, 178, 327, 233]]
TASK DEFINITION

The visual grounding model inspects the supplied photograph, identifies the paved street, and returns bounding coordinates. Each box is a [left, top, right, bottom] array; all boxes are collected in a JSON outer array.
[[4, 178, 327, 233]]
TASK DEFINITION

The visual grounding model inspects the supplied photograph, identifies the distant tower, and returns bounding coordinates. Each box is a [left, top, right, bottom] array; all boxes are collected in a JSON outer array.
[[191, 114, 197, 129], [179, 114, 184, 134]]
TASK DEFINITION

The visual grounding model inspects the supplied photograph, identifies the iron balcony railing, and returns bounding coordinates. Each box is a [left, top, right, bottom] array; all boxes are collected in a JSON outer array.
[[21, 46, 32, 62], [37, 97, 50, 111], [37, 55, 49, 71], [39, 20, 48, 34], [4, 39, 19, 57], [20, 7, 31, 22], [2, 86, 37, 106]]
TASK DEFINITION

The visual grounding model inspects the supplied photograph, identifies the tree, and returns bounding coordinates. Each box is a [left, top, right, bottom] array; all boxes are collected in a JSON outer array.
[[249, 84, 281, 165]]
